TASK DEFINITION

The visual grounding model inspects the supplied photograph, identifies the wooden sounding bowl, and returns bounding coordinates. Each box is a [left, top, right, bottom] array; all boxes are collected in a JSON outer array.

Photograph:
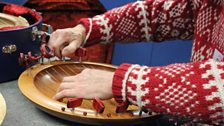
[[18, 61, 158, 125], [0, 92, 6, 125]]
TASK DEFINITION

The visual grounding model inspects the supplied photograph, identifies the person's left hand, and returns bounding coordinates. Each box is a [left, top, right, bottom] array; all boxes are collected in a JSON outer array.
[[48, 24, 86, 59], [53, 68, 114, 101]]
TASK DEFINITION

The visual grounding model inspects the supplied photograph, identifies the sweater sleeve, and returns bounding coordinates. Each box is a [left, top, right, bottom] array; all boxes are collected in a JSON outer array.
[[112, 59, 224, 124], [79, 0, 194, 46]]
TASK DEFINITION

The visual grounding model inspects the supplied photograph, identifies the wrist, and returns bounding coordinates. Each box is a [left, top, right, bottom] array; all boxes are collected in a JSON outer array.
[[70, 24, 86, 46], [76, 24, 86, 37], [112, 64, 138, 103]]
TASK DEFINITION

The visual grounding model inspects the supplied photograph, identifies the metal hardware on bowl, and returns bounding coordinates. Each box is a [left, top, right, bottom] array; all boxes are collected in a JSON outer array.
[[2, 44, 17, 54], [42, 24, 53, 35], [32, 26, 42, 41], [32, 24, 53, 41]]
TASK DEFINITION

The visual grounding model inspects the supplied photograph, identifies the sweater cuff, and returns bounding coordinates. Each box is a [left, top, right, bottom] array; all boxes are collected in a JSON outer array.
[[112, 63, 138, 103], [79, 18, 102, 46]]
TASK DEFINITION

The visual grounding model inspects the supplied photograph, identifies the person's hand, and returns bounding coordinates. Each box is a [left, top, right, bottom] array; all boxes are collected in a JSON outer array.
[[53, 68, 114, 100], [48, 24, 86, 58]]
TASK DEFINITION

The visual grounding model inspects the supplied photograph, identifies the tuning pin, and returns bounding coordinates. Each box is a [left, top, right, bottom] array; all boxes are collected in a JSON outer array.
[[18, 53, 33, 76], [83, 112, 87, 116], [115, 101, 129, 113], [93, 97, 105, 114], [75, 48, 87, 62], [61, 56, 66, 62], [138, 109, 143, 116], [138, 107, 149, 117], [18, 53, 25, 66], [106, 113, 111, 118], [61, 107, 65, 112], [141, 107, 149, 113]]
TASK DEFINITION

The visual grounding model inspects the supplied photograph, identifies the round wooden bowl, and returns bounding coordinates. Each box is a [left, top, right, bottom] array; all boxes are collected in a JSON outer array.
[[0, 12, 29, 28], [18, 61, 158, 125], [0, 92, 6, 125]]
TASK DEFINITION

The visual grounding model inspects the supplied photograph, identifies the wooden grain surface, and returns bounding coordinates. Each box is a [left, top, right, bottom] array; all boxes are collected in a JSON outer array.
[[18, 61, 158, 125], [0, 92, 6, 125]]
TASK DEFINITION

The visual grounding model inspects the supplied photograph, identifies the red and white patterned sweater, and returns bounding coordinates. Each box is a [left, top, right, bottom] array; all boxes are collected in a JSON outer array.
[[80, 0, 224, 124]]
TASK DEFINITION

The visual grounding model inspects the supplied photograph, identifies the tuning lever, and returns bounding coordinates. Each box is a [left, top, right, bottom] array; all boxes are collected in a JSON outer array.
[[40, 44, 54, 58], [93, 97, 105, 113], [67, 98, 83, 108], [116, 101, 129, 113]]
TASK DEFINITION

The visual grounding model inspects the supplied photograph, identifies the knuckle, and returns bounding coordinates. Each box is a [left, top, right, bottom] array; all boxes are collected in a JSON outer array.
[[59, 84, 66, 90], [55, 29, 63, 33], [64, 47, 74, 54], [52, 29, 60, 35], [61, 90, 70, 97], [73, 33, 83, 40], [50, 43, 58, 49]]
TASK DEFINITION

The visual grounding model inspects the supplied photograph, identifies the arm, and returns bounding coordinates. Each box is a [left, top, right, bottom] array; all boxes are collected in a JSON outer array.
[[80, 0, 194, 46], [112, 59, 224, 124], [48, 0, 194, 58], [53, 59, 223, 124]]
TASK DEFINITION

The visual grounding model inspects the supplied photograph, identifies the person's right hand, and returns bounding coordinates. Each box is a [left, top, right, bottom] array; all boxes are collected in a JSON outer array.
[[53, 68, 114, 101], [48, 24, 86, 58]]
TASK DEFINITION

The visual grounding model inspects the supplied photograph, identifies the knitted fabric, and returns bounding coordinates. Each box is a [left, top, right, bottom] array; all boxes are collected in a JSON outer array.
[[79, 0, 224, 124], [113, 59, 224, 124], [80, 0, 224, 62]]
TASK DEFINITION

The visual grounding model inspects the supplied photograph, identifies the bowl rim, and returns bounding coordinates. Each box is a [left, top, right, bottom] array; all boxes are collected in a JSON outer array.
[[0, 92, 6, 125], [18, 61, 157, 125]]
